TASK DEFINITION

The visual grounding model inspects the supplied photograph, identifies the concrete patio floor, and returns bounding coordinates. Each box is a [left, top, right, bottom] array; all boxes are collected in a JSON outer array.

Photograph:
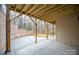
[[7, 36, 77, 55]]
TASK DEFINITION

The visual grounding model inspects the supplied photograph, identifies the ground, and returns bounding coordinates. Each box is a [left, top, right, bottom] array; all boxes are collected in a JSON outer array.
[[7, 36, 77, 55]]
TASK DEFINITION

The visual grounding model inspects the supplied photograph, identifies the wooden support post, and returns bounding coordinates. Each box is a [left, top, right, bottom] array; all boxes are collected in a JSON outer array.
[[35, 24, 37, 43], [52, 24, 54, 37], [45, 22, 48, 39], [29, 16, 38, 43], [35, 21, 37, 43], [41, 21, 42, 34], [47, 24, 48, 39], [5, 4, 11, 53]]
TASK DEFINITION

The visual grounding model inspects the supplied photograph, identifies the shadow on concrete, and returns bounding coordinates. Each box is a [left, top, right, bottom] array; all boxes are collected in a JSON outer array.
[[76, 47, 79, 55]]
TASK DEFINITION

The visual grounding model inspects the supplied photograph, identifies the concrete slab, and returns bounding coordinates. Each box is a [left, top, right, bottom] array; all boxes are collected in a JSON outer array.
[[8, 36, 77, 55]]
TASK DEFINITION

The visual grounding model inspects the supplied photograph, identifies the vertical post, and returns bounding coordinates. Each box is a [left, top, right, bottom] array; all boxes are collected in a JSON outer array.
[[52, 24, 54, 37], [47, 24, 48, 39], [29, 16, 38, 43], [41, 21, 42, 34], [5, 4, 10, 53], [35, 19, 37, 43], [45, 23, 48, 39]]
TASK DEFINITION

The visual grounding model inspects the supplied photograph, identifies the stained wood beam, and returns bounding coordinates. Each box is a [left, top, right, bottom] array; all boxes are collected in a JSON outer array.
[[12, 14, 22, 20], [39, 15, 53, 23], [27, 5, 39, 14], [29, 16, 36, 25], [35, 5, 56, 17], [38, 5, 66, 18], [21, 5, 31, 12], [9, 4, 16, 11], [14, 4, 17, 12], [29, 16, 41, 25], [30, 5, 47, 16], [24, 5, 33, 14], [20, 4, 26, 13], [10, 5, 25, 22]]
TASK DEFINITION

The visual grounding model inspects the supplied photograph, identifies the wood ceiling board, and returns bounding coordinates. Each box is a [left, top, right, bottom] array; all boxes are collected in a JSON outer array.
[[30, 5, 47, 16], [27, 4, 39, 14], [48, 5, 74, 15], [49, 6, 79, 19], [35, 4, 56, 17], [40, 16, 55, 23], [9, 4, 79, 25], [46, 5, 73, 20], [38, 5, 66, 18], [21, 5, 33, 13], [29, 5, 44, 16], [10, 4, 16, 8], [10, 4, 16, 11], [15, 4, 24, 10]]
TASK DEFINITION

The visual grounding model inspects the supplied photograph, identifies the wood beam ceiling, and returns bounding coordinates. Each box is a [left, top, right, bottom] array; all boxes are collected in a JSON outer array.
[[22, 5, 33, 14], [37, 5, 66, 18], [30, 5, 47, 16], [9, 4, 79, 24], [27, 4, 39, 14], [34, 4, 56, 17], [48, 5, 79, 19]]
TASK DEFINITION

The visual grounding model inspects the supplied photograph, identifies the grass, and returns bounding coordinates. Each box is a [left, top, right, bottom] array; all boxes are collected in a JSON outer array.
[[33, 34, 53, 37]]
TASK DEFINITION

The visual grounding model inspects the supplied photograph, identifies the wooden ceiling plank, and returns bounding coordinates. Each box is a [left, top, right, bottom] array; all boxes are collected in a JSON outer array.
[[20, 4, 26, 13], [10, 4, 76, 25], [30, 5, 47, 16], [15, 4, 23, 11], [49, 6, 78, 19], [38, 5, 66, 18], [48, 5, 75, 16], [35, 5, 56, 17], [27, 4, 39, 14], [14, 4, 17, 12], [22, 5, 32, 13]]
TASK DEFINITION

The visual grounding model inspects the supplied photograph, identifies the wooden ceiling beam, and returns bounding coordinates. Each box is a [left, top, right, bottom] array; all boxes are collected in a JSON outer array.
[[22, 5, 32, 14], [9, 4, 16, 10], [14, 5, 17, 12], [35, 5, 56, 17], [27, 4, 39, 14], [38, 5, 66, 18], [20, 4, 26, 13], [9, 4, 79, 25], [30, 5, 47, 16], [49, 5, 79, 16]]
